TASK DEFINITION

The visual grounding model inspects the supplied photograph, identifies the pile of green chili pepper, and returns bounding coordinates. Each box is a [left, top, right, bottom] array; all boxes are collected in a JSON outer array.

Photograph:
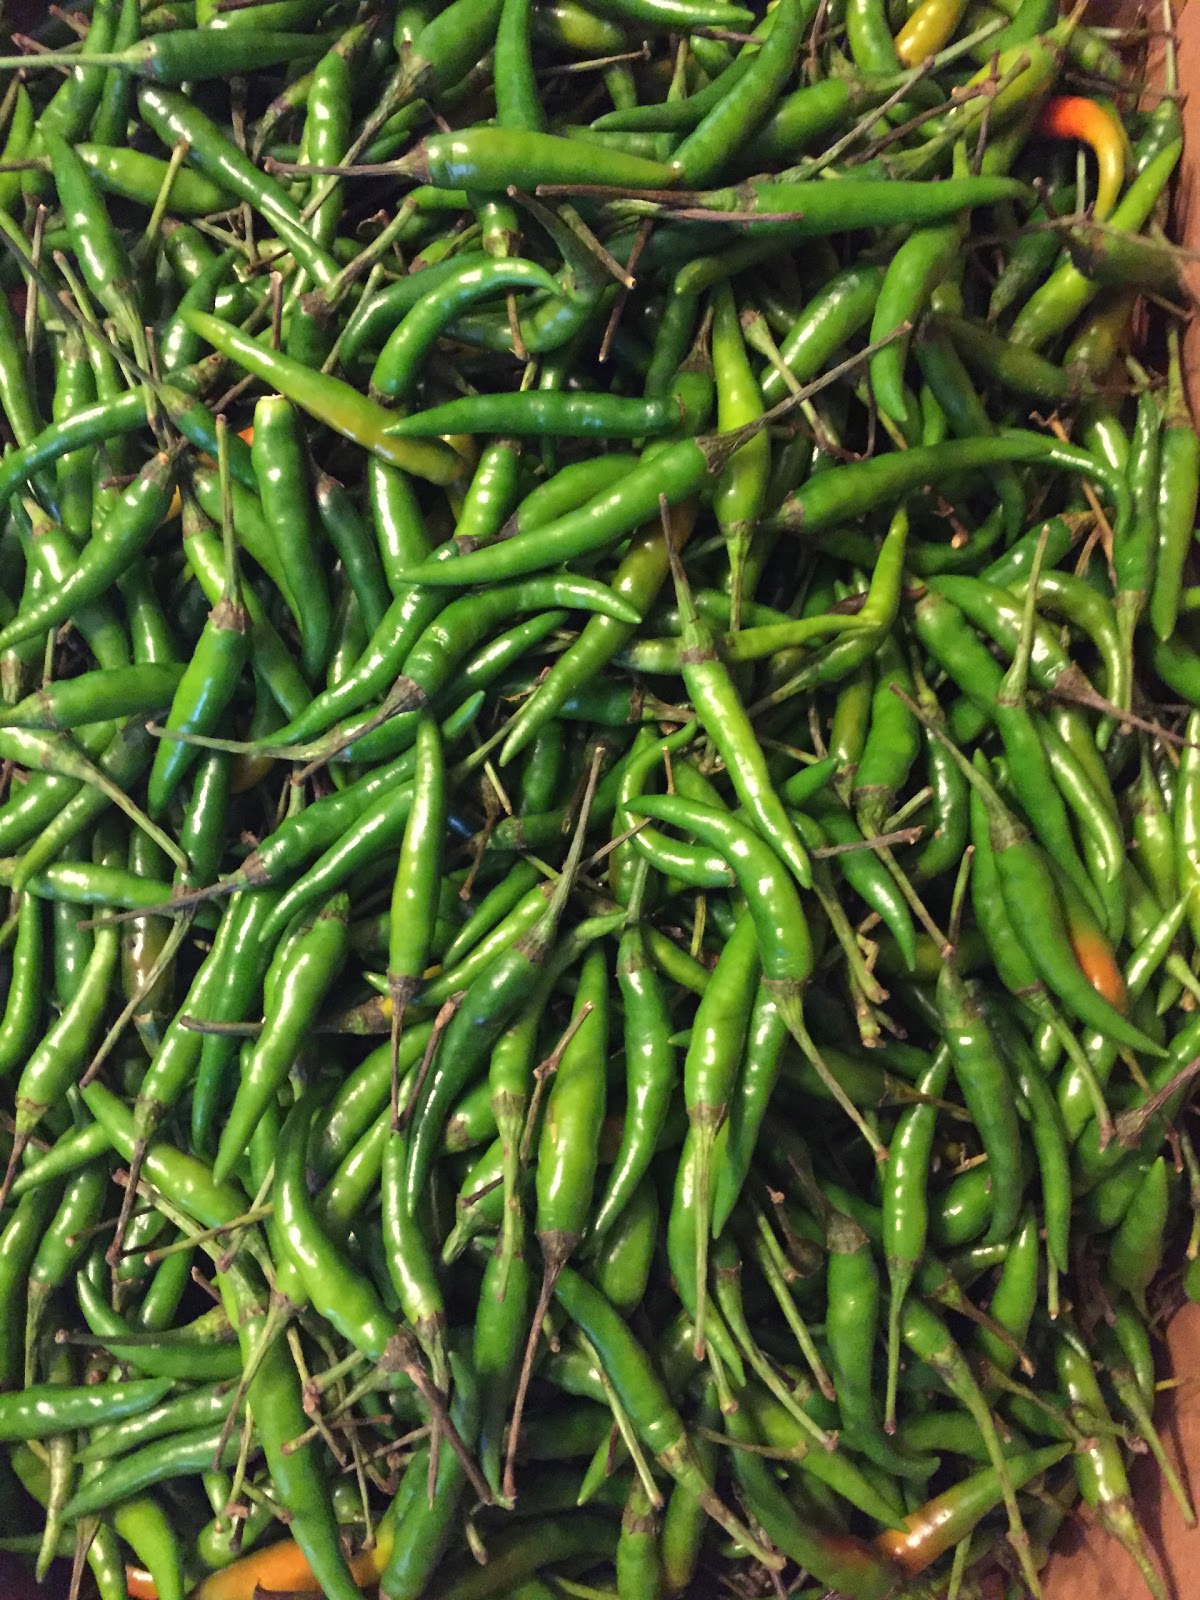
[[0, 0, 1197, 1596]]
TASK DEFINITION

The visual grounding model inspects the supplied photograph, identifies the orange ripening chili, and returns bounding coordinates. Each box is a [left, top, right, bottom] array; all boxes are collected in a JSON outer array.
[[191, 1533, 387, 1600], [1068, 921, 1129, 1011], [876, 1444, 1071, 1575], [1034, 95, 1129, 220]]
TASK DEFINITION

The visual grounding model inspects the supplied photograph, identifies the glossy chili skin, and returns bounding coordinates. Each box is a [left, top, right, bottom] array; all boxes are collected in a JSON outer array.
[[678, 910, 759, 1350], [826, 1206, 935, 1481], [401, 857, 615, 1212], [183, 310, 463, 486], [709, 978, 787, 1236], [882, 1047, 951, 1428], [371, 258, 560, 402], [850, 633, 919, 833], [139, 84, 340, 285], [535, 941, 611, 1267], [669, 0, 812, 186], [914, 589, 1105, 927], [503, 506, 695, 769], [268, 574, 636, 766], [989, 825, 1160, 1055], [802, 801, 917, 971], [224, 1251, 364, 1600], [772, 432, 1128, 543], [0, 20, 1192, 1596], [399, 437, 718, 589], [0, 455, 176, 655], [625, 794, 813, 1013], [726, 1397, 897, 1598], [1150, 328, 1199, 641], [878, 1445, 1070, 1576], [383, 1353, 482, 1599], [147, 593, 249, 822], [590, 916, 677, 1245], [899, 1296, 1044, 1595], [213, 894, 349, 1179], [711, 282, 769, 616], [664, 555, 811, 888], [252, 395, 332, 681], [1055, 1328, 1167, 1594], [9, 902, 118, 1180], [1010, 141, 1181, 351], [386, 713, 447, 1033], [936, 958, 1024, 1248], [552, 1264, 781, 1569]]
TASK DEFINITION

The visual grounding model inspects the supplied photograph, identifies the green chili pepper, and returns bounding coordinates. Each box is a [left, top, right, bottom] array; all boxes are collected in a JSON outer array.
[[0, 454, 175, 655], [213, 895, 349, 1178], [371, 257, 560, 401], [397, 126, 677, 190], [1107, 1155, 1171, 1307], [826, 1207, 937, 1480], [554, 1264, 783, 1568], [772, 431, 1128, 543], [1056, 1329, 1168, 1600], [725, 1398, 896, 1597], [252, 395, 333, 682], [590, 918, 678, 1245], [881, 1046, 950, 1429], [669, 0, 812, 186], [183, 310, 464, 485], [1150, 327, 1199, 642]]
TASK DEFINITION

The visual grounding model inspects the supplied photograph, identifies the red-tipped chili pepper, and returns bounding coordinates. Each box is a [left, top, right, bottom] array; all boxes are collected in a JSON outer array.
[[1034, 96, 1130, 221]]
